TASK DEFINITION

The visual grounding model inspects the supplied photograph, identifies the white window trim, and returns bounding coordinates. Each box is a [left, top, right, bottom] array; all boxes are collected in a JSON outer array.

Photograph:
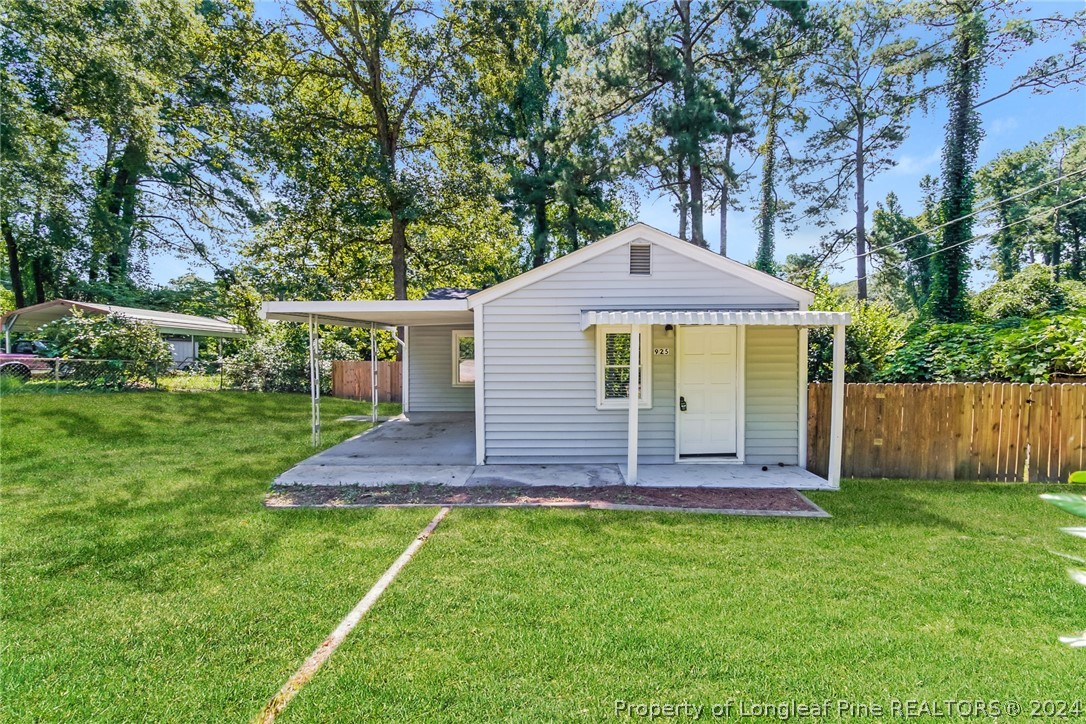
[[596, 325, 652, 410], [451, 329, 475, 387]]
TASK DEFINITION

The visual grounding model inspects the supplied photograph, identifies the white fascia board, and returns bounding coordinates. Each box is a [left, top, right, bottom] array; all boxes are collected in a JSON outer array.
[[262, 300, 469, 316]]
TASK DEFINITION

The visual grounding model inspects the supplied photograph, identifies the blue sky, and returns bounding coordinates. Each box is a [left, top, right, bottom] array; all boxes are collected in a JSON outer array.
[[145, 0, 1086, 288]]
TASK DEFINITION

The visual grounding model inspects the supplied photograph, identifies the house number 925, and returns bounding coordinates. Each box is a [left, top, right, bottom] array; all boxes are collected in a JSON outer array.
[[654, 348, 671, 355]]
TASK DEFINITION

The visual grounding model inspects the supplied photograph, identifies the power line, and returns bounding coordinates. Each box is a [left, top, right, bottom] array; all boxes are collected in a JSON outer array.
[[836, 166, 1086, 266], [853, 193, 1086, 285]]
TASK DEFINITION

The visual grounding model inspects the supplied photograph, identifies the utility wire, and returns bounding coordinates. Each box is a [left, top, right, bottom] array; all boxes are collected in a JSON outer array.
[[836, 166, 1086, 265], [853, 193, 1086, 285]]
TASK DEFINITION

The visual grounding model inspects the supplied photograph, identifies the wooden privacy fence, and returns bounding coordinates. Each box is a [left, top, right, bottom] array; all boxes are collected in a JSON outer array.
[[331, 360, 402, 403], [808, 383, 1086, 483]]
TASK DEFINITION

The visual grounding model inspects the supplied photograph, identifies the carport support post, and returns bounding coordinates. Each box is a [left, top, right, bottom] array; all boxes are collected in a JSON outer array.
[[828, 323, 845, 486], [370, 323, 377, 424], [627, 324, 641, 484], [309, 314, 321, 446]]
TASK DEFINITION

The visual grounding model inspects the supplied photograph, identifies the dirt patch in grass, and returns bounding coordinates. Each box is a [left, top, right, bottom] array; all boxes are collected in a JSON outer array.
[[265, 485, 827, 516]]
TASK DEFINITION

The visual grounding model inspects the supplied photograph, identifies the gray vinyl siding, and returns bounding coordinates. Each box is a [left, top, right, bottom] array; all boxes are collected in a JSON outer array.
[[744, 326, 800, 465], [408, 325, 474, 412], [481, 240, 799, 463]]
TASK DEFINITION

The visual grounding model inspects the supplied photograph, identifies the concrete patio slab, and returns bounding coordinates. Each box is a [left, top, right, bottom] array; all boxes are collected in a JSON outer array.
[[623, 464, 834, 490], [466, 464, 624, 488], [275, 413, 836, 491], [275, 464, 477, 487]]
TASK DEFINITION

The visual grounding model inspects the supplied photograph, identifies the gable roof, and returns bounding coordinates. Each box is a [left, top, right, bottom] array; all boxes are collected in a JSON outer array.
[[466, 223, 814, 308]]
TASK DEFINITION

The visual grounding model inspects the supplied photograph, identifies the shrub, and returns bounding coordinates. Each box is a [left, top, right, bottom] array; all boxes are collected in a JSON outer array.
[[879, 312, 1086, 382], [224, 323, 358, 393], [33, 311, 173, 388], [973, 264, 1086, 322], [807, 277, 910, 382]]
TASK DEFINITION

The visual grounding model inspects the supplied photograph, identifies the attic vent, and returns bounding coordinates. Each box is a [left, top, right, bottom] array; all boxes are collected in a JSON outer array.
[[629, 244, 652, 275]]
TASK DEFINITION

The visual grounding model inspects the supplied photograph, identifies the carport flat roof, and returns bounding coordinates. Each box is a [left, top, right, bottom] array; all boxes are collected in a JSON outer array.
[[260, 300, 473, 328]]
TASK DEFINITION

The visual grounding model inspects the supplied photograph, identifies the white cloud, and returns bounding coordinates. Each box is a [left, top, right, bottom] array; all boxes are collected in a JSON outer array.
[[890, 149, 941, 176]]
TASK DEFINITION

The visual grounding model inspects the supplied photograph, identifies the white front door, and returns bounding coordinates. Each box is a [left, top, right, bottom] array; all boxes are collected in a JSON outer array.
[[678, 326, 738, 456]]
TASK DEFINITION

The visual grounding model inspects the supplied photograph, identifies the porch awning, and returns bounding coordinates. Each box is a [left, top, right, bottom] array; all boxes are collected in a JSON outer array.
[[579, 310, 851, 330], [261, 300, 473, 328]]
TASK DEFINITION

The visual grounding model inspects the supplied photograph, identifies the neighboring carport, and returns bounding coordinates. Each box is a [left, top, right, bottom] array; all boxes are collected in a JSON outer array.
[[1, 299, 246, 365]]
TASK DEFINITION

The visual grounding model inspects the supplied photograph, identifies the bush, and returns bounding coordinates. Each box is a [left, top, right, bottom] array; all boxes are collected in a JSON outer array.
[[32, 311, 173, 388], [807, 277, 910, 382], [224, 323, 358, 393], [973, 264, 1086, 322], [879, 312, 1086, 382]]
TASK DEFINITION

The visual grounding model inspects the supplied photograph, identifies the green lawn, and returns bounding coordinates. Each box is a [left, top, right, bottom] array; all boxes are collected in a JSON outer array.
[[2, 393, 1082, 721]]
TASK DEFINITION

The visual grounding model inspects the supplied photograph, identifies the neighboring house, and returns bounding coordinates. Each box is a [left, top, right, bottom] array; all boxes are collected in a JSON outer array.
[[264, 224, 850, 486], [0, 299, 247, 367]]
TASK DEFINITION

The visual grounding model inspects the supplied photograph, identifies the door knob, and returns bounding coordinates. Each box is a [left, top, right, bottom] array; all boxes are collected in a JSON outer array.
[[679, 396, 687, 411]]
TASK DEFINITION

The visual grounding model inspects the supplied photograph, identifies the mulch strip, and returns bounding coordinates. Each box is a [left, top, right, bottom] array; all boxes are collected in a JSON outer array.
[[265, 484, 829, 517]]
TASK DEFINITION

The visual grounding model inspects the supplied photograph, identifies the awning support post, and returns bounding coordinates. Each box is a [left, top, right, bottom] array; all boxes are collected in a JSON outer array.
[[627, 324, 641, 485], [370, 323, 377, 424], [309, 314, 321, 446], [828, 324, 845, 486]]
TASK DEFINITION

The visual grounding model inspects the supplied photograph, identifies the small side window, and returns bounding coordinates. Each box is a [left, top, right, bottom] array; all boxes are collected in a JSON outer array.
[[452, 330, 475, 386]]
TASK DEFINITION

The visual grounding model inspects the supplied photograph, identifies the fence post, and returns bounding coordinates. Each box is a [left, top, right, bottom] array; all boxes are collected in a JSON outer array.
[[54, 359, 60, 392]]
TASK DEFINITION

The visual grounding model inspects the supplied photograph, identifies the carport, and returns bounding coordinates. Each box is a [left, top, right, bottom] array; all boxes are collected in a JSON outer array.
[[1, 299, 246, 365], [260, 299, 474, 445]]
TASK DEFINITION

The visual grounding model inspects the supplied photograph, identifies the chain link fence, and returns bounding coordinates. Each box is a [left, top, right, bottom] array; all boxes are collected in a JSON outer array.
[[0, 357, 338, 394], [0, 358, 235, 393]]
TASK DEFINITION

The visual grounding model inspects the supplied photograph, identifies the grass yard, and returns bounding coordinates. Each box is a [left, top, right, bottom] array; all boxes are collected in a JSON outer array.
[[2, 392, 1082, 721]]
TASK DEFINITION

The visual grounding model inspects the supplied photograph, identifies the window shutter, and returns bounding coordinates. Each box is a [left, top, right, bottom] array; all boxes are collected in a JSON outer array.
[[629, 244, 651, 275]]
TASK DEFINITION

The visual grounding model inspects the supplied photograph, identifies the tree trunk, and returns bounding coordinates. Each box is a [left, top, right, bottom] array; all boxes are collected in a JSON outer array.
[[929, 8, 982, 322], [1070, 229, 1082, 281], [2, 217, 25, 309], [31, 256, 46, 304], [390, 213, 408, 300], [1051, 153, 1064, 280], [531, 197, 548, 268], [689, 162, 706, 247], [755, 89, 779, 274], [105, 142, 143, 286], [718, 132, 734, 257], [567, 200, 580, 251], [854, 116, 868, 300], [677, 0, 704, 247], [677, 157, 689, 241]]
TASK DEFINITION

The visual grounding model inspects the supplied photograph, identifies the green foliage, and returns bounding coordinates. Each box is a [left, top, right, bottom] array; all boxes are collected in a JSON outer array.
[[880, 313, 1086, 382], [224, 323, 358, 393], [973, 263, 1086, 322], [4, 0, 264, 303], [925, 2, 987, 323], [869, 192, 934, 312], [0, 286, 16, 314], [807, 276, 909, 382], [1039, 492, 1086, 648], [976, 126, 1086, 282], [35, 311, 172, 367], [798, 0, 936, 300]]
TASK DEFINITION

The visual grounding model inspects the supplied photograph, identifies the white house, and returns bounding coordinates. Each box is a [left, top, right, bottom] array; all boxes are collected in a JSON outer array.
[[263, 224, 850, 488]]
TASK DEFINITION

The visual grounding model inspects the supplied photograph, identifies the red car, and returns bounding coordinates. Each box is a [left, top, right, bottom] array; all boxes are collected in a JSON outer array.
[[0, 340, 54, 379]]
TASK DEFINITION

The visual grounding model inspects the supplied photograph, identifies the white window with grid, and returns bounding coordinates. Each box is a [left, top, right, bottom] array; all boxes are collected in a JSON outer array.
[[596, 325, 652, 409]]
